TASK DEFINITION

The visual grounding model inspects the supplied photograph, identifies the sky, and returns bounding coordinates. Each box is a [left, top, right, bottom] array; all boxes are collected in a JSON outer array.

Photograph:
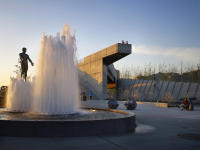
[[0, 0, 200, 85]]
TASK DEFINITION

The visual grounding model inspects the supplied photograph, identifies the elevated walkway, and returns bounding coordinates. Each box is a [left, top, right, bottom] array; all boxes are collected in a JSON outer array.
[[78, 43, 131, 99]]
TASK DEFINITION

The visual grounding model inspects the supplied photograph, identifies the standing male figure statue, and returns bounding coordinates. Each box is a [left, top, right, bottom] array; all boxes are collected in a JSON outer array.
[[19, 47, 34, 81]]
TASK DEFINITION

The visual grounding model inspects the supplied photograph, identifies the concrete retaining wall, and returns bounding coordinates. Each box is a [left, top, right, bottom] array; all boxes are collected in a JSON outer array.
[[118, 79, 200, 103]]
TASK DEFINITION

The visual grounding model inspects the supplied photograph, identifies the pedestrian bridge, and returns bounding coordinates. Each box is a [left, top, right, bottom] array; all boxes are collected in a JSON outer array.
[[78, 43, 132, 99]]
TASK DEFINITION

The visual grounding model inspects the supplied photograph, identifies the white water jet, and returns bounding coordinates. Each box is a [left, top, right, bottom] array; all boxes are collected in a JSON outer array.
[[32, 25, 80, 114], [6, 78, 32, 112], [6, 24, 80, 115]]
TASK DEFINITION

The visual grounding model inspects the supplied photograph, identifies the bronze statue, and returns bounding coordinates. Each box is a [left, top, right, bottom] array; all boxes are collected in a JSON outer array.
[[19, 47, 34, 81]]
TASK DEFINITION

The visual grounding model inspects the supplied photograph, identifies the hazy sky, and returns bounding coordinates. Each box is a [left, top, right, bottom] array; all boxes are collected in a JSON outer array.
[[0, 0, 200, 85]]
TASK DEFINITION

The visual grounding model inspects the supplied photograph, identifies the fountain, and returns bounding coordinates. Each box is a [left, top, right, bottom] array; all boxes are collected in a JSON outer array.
[[0, 25, 136, 137], [6, 25, 80, 114]]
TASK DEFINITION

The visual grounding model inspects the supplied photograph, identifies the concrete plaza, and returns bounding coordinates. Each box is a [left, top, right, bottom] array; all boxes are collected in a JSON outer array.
[[0, 101, 200, 150]]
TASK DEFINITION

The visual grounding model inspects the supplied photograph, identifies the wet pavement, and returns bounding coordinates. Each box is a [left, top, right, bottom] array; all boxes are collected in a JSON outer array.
[[0, 100, 200, 150]]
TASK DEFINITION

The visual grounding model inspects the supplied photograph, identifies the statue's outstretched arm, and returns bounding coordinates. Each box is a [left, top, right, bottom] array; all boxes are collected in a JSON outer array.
[[28, 56, 34, 66]]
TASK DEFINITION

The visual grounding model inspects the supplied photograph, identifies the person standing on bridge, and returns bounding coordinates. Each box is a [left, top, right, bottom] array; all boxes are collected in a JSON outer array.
[[19, 47, 34, 81]]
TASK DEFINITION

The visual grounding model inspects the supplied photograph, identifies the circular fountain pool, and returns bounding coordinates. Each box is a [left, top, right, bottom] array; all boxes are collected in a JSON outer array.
[[3, 26, 136, 137], [0, 108, 136, 137]]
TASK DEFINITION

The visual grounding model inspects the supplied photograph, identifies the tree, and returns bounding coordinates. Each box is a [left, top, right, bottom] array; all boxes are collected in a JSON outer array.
[[13, 58, 21, 78]]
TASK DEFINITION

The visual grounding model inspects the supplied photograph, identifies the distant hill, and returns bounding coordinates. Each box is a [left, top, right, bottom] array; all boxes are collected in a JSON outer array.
[[136, 69, 200, 83]]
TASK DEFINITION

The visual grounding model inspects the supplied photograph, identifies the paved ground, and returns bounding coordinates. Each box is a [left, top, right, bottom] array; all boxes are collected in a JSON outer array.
[[0, 100, 200, 150]]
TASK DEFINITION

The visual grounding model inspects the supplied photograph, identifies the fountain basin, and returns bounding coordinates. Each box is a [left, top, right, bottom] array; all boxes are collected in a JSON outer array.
[[0, 108, 136, 137]]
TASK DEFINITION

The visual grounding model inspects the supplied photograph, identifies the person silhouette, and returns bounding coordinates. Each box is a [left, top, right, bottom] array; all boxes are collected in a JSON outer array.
[[19, 47, 34, 81]]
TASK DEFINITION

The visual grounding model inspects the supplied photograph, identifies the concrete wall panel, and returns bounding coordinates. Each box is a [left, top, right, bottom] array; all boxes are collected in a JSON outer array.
[[141, 80, 152, 101], [165, 82, 175, 96], [84, 56, 91, 63], [188, 83, 198, 98], [157, 81, 168, 101], [146, 81, 155, 101], [195, 84, 200, 100], [157, 81, 164, 100], [118, 78, 200, 103], [177, 83, 190, 100], [138, 80, 147, 100], [172, 82, 183, 101]]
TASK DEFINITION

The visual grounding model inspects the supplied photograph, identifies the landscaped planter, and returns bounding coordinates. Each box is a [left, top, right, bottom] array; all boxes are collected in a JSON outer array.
[[107, 100, 119, 109], [125, 100, 137, 110]]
